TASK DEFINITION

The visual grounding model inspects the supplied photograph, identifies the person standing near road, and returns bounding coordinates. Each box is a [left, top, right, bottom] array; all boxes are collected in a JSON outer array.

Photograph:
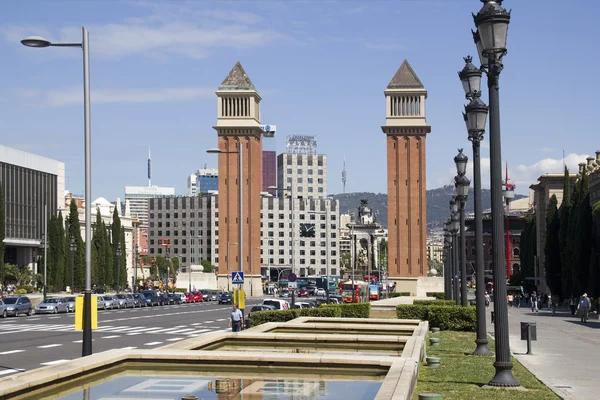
[[228, 304, 243, 332], [579, 294, 591, 323]]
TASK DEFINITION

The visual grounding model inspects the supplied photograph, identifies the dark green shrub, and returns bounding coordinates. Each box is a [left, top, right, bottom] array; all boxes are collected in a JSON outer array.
[[396, 304, 428, 320], [427, 305, 476, 331], [413, 300, 456, 306], [174, 288, 187, 293], [17, 286, 35, 294], [426, 292, 445, 300], [323, 303, 370, 318], [388, 292, 411, 298], [299, 307, 341, 317], [250, 309, 300, 327]]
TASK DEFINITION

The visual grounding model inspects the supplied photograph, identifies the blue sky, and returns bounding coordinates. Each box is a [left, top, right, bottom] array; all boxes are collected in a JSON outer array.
[[1, 0, 597, 201]]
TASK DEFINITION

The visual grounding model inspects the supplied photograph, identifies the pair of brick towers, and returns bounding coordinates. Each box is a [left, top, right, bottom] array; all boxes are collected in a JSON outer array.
[[213, 61, 430, 294]]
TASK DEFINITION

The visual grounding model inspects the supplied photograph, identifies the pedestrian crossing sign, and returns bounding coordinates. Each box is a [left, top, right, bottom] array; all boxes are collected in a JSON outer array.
[[232, 271, 245, 284]]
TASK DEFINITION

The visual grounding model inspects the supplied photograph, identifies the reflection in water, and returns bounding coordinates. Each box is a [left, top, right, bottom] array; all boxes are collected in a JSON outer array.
[[54, 376, 381, 400]]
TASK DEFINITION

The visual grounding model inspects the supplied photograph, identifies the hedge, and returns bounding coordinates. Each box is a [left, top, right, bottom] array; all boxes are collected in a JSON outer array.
[[324, 303, 371, 318], [396, 304, 476, 331], [174, 288, 187, 293], [426, 292, 445, 300], [250, 309, 300, 327], [388, 292, 411, 298], [17, 286, 35, 294], [299, 307, 341, 318], [413, 300, 456, 306]]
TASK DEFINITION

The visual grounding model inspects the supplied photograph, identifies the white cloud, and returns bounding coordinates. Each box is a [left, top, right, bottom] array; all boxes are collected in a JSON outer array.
[[1, 3, 288, 60], [10, 86, 214, 107], [432, 153, 590, 193]]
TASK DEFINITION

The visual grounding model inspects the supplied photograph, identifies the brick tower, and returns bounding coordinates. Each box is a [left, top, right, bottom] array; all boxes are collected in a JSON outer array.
[[381, 60, 431, 294], [213, 62, 263, 294]]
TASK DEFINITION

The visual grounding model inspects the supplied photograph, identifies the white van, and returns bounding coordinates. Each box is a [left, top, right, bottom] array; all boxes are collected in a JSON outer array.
[[262, 298, 290, 310]]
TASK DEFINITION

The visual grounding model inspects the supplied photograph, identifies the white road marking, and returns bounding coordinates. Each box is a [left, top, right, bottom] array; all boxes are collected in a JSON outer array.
[[144, 342, 163, 346], [0, 349, 26, 355], [40, 359, 70, 366], [203, 320, 214, 324], [216, 318, 227, 322], [120, 346, 137, 350], [126, 332, 143, 336], [0, 368, 23, 376], [28, 318, 41, 321], [101, 335, 121, 339], [173, 325, 187, 328], [37, 344, 62, 349], [48, 316, 61, 319], [166, 337, 184, 341], [169, 328, 197, 334], [190, 323, 203, 326]]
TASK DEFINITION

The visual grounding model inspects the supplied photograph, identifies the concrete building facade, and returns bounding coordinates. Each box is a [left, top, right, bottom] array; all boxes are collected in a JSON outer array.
[[124, 185, 175, 228], [382, 60, 430, 294], [261, 125, 277, 196], [0, 145, 65, 269], [277, 152, 327, 199], [213, 61, 263, 293]]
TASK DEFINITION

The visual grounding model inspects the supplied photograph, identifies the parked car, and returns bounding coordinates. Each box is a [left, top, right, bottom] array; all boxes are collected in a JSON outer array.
[[63, 296, 77, 312], [218, 292, 233, 304], [101, 295, 116, 309], [184, 292, 196, 303], [206, 291, 219, 302], [175, 293, 187, 303], [191, 291, 204, 302], [315, 288, 326, 297], [307, 286, 317, 296], [96, 296, 107, 310], [297, 288, 309, 297], [114, 294, 134, 309], [0, 299, 8, 318], [200, 289, 212, 298], [167, 293, 182, 305], [158, 292, 172, 306], [262, 298, 290, 310], [142, 290, 160, 307], [35, 298, 69, 314], [2, 296, 32, 317], [280, 289, 290, 298], [248, 304, 275, 320], [132, 293, 146, 307]]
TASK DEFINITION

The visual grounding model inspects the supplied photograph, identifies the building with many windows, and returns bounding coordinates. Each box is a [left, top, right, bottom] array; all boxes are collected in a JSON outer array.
[[0, 144, 65, 269], [147, 194, 219, 271], [277, 136, 327, 198], [187, 169, 219, 196], [124, 185, 175, 228]]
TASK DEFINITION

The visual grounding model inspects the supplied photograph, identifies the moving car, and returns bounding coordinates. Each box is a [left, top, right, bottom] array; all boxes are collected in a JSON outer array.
[[2, 296, 32, 317], [35, 298, 68, 314], [315, 288, 326, 296], [297, 288, 309, 297], [280, 289, 290, 298], [218, 292, 233, 304], [63, 296, 77, 312]]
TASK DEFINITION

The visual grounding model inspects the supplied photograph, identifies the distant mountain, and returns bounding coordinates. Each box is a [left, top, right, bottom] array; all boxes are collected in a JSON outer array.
[[331, 186, 526, 231]]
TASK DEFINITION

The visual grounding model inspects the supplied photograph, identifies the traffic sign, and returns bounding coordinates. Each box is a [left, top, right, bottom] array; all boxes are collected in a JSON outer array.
[[288, 282, 298, 289], [288, 273, 297, 282], [232, 271, 245, 284]]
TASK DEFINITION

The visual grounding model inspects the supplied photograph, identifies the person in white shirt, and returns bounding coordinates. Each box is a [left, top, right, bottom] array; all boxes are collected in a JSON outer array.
[[228, 304, 244, 332]]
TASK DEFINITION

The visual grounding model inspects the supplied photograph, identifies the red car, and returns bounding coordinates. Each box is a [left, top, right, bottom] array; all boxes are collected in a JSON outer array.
[[297, 288, 309, 297], [185, 292, 196, 303], [192, 291, 204, 302]]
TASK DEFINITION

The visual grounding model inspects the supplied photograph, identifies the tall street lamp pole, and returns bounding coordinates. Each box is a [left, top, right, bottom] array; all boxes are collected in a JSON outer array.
[[443, 224, 452, 300], [450, 198, 459, 304], [459, 55, 493, 356], [208, 147, 243, 295], [70, 236, 76, 294], [42, 204, 47, 300], [22, 27, 94, 357], [455, 149, 471, 307], [472, 0, 518, 387]]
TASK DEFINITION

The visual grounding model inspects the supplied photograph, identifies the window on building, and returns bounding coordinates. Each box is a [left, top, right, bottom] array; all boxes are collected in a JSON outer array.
[[174, 213, 178, 218], [287, 168, 292, 174], [310, 241, 316, 247], [300, 259, 306, 265], [331, 215, 336, 220], [268, 213, 274, 219], [318, 170, 323, 175], [308, 187, 313, 192], [300, 240, 305, 246], [297, 168, 302, 174], [297, 177, 303, 183], [310, 259, 316, 265], [268, 222, 274, 228], [269, 240, 274, 246], [279, 258, 285, 264], [287, 177, 292, 183], [300, 250, 305, 256], [320, 233, 326, 238], [318, 187, 324, 193]]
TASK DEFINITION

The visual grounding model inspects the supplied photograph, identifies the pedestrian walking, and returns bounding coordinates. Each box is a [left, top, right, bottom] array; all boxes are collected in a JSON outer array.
[[579, 294, 591, 323], [484, 292, 490, 307], [531, 292, 538, 312], [228, 304, 244, 332], [547, 293, 552, 311], [507, 294, 513, 307], [570, 297, 577, 316]]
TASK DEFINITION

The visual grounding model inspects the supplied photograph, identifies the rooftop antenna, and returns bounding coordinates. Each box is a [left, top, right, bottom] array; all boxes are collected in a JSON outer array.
[[148, 147, 152, 187], [342, 151, 347, 194]]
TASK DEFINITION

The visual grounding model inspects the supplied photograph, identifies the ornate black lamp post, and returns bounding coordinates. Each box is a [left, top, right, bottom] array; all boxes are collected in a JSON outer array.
[[115, 243, 122, 294], [454, 150, 470, 307], [472, 0, 518, 387], [69, 236, 76, 293], [449, 198, 460, 305], [460, 56, 493, 356], [443, 225, 452, 300]]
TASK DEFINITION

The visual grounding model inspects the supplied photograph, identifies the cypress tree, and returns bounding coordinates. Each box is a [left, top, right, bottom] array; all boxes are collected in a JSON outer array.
[[567, 176, 581, 296], [559, 166, 572, 298], [47, 214, 59, 291], [590, 203, 600, 297], [544, 195, 561, 295], [67, 200, 85, 289], [0, 183, 5, 283], [91, 209, 102, 284], [575, 173, 593, 295], [120, 227, 127, 289], [112, 206, 122, 289], [102, 220, 113, 289]]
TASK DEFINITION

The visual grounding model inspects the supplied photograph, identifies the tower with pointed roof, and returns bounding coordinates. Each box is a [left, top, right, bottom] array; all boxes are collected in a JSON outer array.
[[382, 60, 431, 289], [213, 61, 263, 292]]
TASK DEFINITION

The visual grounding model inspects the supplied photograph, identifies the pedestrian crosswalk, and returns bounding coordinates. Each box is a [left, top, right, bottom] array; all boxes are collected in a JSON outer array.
[[0, 323, 225, 336]]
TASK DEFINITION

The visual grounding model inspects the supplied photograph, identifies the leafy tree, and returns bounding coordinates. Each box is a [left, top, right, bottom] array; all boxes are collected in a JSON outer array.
[[544, 195, 561, 295], [559, 166, 572, 298], [171, 257, 180, 272], [155, 256, 168, 276], [102, 219, 113, 287], [48, 212, 66, 291], [0, 184, 5, 283], [3, 264, 19, 284], [67, 200, 85, 289], [340, 252, 351, 273], [200, 259, 215, 273], [378, 239, 388, 271]]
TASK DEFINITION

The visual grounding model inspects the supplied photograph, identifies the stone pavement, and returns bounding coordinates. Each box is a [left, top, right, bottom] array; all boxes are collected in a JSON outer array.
[[487, 303, 599, 400]]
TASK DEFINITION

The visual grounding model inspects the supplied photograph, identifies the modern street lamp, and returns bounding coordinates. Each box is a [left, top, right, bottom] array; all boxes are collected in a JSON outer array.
[[460, 56, 493, 356], [454, 150, 470, 307], [268, 185, 297, 306], [69, 236, 76, 294], [22, 27, 94, 357], [115, 243, 122, 294], [472, 0, 518, 387], [208, 147, 244, 295]]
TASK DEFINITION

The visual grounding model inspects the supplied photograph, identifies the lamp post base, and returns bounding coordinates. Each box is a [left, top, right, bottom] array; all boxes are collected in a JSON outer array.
[[488, 362, 520, 387], [472, 338, 493, 356]]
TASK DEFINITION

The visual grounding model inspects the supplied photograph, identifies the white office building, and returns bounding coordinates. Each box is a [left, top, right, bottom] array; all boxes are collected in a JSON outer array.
[[124, 185, 175, 228], [187, 169, 219, 196]]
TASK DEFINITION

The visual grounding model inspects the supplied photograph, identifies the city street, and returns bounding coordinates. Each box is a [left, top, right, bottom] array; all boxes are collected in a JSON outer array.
[[0, 299, 263, 377]]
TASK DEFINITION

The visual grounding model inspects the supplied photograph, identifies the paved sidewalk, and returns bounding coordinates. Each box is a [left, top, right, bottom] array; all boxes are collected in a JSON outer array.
[[487, 303, 599, 399]]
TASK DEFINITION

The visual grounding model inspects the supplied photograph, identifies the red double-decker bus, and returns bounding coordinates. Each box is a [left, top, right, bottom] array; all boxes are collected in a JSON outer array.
[[340, 281, 369, 303]]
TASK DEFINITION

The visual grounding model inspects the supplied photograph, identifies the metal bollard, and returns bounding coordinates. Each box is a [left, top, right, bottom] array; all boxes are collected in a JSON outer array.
[[520, 322, 537, 355]]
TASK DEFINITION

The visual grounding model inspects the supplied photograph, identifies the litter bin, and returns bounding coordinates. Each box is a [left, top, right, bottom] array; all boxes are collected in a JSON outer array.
[[520, 322, 537, 341], [491, 311, 495, 324]]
